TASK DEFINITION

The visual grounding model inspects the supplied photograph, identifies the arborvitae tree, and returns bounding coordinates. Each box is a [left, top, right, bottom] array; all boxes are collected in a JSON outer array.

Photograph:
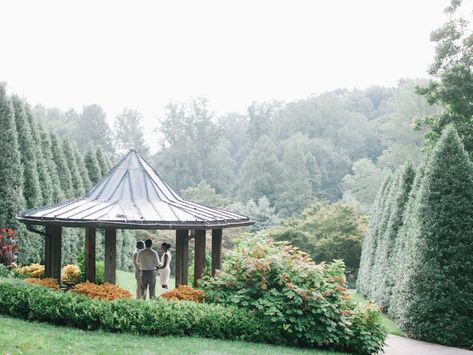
[[50, 133, 74, 199], [239, 135, 281, 205], [0, 84, 25, 229], [275, 140, 313, 217], [85, 147, 102, 184], [12, 96, 42, 209], [27, 108, 54, 205], [356, 173, 393, 295], [62, 139, 85, 197], [74, 148, 92, 192], [39, 126, 64, 203], [305, 152, 322, 198], [367, 170, 401, 297], [371, 162, 415, 307], [389, 161, 427, 320], [95, 145, 110, 177], [398, 126, 473, 347]]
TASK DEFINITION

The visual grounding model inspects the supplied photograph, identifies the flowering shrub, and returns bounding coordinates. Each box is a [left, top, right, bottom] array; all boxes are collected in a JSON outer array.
[[0, 228, 18, 266], [62, 264, 81, 284], [200, 235, 386, 354], [162, 285, 205, 302], [72, 282, 132, 301], [25, 277, 59, 290], [15, 263, 44, 278]]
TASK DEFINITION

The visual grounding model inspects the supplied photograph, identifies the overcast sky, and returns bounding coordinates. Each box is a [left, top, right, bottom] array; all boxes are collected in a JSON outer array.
[[0, 0, 451, 140]]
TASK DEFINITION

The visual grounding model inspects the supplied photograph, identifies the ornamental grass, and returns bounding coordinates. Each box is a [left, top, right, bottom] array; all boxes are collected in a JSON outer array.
[[162, 285, 205, 302], [25, 277, 59, 290], [72, 282, 132, 301]]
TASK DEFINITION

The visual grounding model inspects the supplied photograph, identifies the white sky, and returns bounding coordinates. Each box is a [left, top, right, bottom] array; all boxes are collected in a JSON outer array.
[[0, 0, 452, 145]]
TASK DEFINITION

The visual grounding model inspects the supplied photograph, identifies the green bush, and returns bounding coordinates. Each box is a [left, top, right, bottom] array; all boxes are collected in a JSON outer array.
[[77, 251, 105, 284], [200, 235, 386, 354], [0, 278, 272, 344], [0, 264, 9, 278]]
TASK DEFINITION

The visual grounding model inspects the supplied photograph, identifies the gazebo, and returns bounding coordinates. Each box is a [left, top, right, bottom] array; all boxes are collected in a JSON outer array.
[[17, 150, 253, 287]]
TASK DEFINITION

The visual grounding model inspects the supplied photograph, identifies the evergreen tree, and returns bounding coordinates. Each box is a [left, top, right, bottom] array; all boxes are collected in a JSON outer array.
[[12, 96, 42, 208], [85, 147, 102, 184], [62, 139, 85, 197], [389, 161, 426, 320], [305, 152, 322, 198], [371, 162, 415, 307], [50, 133, 74, 199], [398, 126, 473, 347], [39, 126, 64, 203], [74, 148, 92, 192], [239, 135, 281, 205], [27, 107, 54, 205], [95, 145, 111, 177], [0, 84, 25, 229], [356, 173, 393, 295]]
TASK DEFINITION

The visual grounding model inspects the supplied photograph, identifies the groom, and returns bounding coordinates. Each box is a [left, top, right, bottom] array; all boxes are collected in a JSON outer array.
[[137, 239, 160, 300]]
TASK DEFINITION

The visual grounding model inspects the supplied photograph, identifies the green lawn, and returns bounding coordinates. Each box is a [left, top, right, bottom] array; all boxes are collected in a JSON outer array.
[[349, 290, 404, 336], [0, 315, 346, 355], [116, 270, 175, 298]]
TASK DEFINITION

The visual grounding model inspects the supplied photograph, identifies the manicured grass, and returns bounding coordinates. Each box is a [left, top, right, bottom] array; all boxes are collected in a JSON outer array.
[[0, 315, 346, 355], [116, 270, 175, 298], [350, 290, 404, 336]]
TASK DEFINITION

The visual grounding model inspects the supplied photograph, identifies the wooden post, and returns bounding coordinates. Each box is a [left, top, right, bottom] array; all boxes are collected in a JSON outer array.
[[211, 228, 223, 276], [45, 225, 62, 282], [104, 228, 117, 284], [194, 229, 206, 287], [175, 229, 189, 287], [85, 227, 96, 283]]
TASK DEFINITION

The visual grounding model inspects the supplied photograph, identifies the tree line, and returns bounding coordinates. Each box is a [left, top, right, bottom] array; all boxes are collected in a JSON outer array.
[[0, 84, 135, 269]]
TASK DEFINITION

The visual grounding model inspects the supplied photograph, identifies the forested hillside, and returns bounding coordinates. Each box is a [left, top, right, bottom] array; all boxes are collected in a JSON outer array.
[[34, 79, 438, 220]]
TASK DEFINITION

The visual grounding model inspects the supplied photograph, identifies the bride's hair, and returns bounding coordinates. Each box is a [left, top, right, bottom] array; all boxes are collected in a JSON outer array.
[[161, 242, 171, 251]]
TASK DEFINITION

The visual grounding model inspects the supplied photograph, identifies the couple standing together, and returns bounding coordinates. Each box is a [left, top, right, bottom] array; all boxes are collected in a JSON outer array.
[[132, 239, 172, 299]]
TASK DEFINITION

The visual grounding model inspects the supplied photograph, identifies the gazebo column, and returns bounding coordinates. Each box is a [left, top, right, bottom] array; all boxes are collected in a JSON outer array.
[[211, 228, 223, 276], [175, 229, 189, 287], [44, 225, 62, 282], [194, 229, 206, 287], [85, 227, 96, 283], [104, 228, 117, 284]]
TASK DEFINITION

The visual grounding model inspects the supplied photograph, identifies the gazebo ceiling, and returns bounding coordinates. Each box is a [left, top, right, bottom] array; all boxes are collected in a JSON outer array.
[[18, 150, 253, 229]]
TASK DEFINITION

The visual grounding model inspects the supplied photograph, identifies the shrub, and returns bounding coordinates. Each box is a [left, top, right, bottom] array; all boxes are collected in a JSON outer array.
[[162, 285, 205, 302], [0, 278, 272, 344], [0, 227, 19, 266], [77, 252, 105, 284], [25, 277, 59, 290], [72, 282, 132, 301], [397, 126, 473, 348], [14, 263, 44, 278], [62, 264, 81, 284], [0, 264, 9, 277], [200, 235, 386, 354]]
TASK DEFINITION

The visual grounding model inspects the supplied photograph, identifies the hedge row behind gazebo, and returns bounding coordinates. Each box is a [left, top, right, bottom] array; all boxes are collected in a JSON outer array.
[[17, 150, 253, 287]]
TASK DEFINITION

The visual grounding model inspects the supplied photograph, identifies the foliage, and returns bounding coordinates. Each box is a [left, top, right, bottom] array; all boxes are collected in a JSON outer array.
[[25, 277, 59, 290], [0, 228, 19, 266], [15, 263, 44, 278], [72, 282, 132, 301], [268, 201, 366, 272], [78, 251, 105, 284], [228, 196, 279, 232], [182, 181, 231, 208], [0, 264, 9, 278], [84, 147, 102, 185], [113, 108, 150, 158], [200, 235, 386, 354], [62, 264, 81, 284], [396, 126, 473, 348], [0, 278, 273, 345], [162, 285, 205, 302], [416, 2, 473, 157]]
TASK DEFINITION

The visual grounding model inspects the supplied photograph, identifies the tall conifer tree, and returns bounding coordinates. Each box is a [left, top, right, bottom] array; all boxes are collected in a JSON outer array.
[[84, 147, 102, 184], [95, 145, 110, 177], [0, 84, 25, 229], [62, 139, 85, 197], [74, 148, 92, 191], [50, 133, 74, 198], [398, 126, 473, 347], [12, 96, 42, 208], [39, 126, 64, 203]]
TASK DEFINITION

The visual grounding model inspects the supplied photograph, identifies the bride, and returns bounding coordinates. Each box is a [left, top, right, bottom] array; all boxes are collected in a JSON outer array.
[[158, 243, 172, 290]]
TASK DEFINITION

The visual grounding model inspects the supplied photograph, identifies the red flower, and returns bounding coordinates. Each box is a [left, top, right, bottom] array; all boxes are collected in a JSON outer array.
[[7, 229, 13, 237], [1, 229, 5, 234]]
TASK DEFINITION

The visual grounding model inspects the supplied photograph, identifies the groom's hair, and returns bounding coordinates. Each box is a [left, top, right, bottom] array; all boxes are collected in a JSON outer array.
[[136, 241, 144, 250], [145, 239, 152, 248]]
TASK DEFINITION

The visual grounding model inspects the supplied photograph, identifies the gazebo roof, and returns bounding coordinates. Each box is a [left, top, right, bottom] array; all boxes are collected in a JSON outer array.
[[18, 150, 253, 229]]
